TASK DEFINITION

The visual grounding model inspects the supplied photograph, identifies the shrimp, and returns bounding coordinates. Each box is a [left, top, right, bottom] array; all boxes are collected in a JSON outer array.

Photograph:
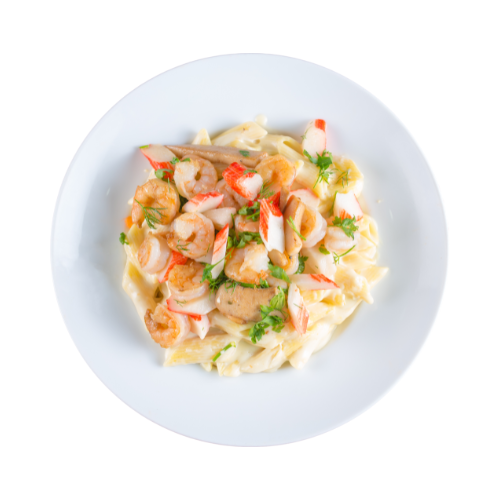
[[138, 234, 171, 274], [167, 212, 214, 259], [234, 214, 259, 234], [256, 154, 296, 191], [144, 304, 190, 348], [324, 216, 361, 253], [300, 207, 327, 248], [132, 178, 180, 227], [168, 261, 209, 301], [225, 242, 269, 285], [216, 179, 247, 209], [268, 250, 299, 275], [173, 155, 218, 200]]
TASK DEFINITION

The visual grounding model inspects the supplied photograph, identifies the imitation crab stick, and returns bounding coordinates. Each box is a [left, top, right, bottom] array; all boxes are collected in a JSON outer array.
[[140, 144, 177, 177], [210, 224, 229, 279], [333, 192, 363, 221], [167, 293, 216, 316], [188, 314, 210, 340], [157, 251, 188, 283], [259, 198, 285, 254], [290, 273, 340, 291], [182, 192, 224, 213], [222, 162, 263, 200], [288, 283, 309, 335], [301, 119, 327, 157]]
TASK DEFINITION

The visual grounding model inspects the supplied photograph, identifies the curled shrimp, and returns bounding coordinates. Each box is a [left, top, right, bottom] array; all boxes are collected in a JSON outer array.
[[132, 178, 180, 227], [144, 304, 190, 348], [300, 207, 327, 248], [234, 214, 259, 234], [173, 155, 218, 200], [225, 242, 269, 285], [138, 233, 171, 274], [168, 260, 209, 301], [168, 212, 214, 259], [269, 250, 300, 275], [216, 179, 247, 209], [256, 154, 296, 191], [324, 216, 360, 253]]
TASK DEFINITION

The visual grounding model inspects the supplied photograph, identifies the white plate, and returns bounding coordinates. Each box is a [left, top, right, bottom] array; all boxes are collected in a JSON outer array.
[[51, 54, 446, 446]]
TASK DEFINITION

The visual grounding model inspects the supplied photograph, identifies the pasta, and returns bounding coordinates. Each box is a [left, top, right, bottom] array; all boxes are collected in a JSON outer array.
[[120, 117, 388, 376]]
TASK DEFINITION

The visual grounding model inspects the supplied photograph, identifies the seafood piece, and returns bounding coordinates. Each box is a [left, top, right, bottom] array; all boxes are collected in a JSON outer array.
[[168, 261, 209, 301], [216, 179, 247, 209], [168, 212, 215, 259], [301, 243, 336, 279], [289, 188, 320, 210], [211, 224, 229, 279], [182, 192, 223, 213], [301, 207, 327, 248], [224, 242, 269, 285], [222, 162, 263, 200], [137, 234, 171, 274], [144, 304, 190, 348], [302, 119, 327, 157], [290, 274, 340, 291], [167, 293, 216, 315], [188, 315, 210, 340], [259, 197, 285, 253], [283, 195, 306, 256], [288, 283, 309, 335], [255, 154, 296, 191], [173, 155, 218, 200], [140, 144, 177, 176], [324, 226, 361, 253], [204, 207, 236, 230], [234, 213, 259, 234], [333, 191, 363, 221], [157, 251, 188, 283], [215, 285, 280, 323], [268, 250, 299, 275], [165, 144, 268, 168], [132, 178, 180, 226]]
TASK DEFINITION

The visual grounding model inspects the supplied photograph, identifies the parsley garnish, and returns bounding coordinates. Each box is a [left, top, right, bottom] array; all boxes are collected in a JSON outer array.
[[259, 181, 274, 199], [119, 232, 129, 245], [287, 217, 306, 241], [181, 158, 190, 162], [268, 263, 291, 283], [331, 216, 358, 239], [318, 245, 330, 255], [134, 199, 169, 229], [139, 145, 148, 149], [304, 149, 334, 188], [174, 299, 187, 306], [170, 157, 179, 165], [296, 255, 308, 274], [155, 168, 173, 181], [201, 257, 228, 294], [212, 342, 236, 362], [228, 227, 263, 250], [243, 169, 258, 175], [239, 150, 250, 157], [237, 202, 260, 222], [249, 287, 287, 344], [334, 168, 350, 188], [332, 245, 356, 265]]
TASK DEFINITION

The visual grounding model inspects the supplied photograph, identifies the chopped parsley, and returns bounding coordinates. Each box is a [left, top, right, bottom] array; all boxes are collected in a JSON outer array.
[[170, 157, 179, 165], [296, 255, 308, 274], [228, 228, 263, 250], [134, 199, 169, 229], [239, 150, 250, 157], [212, 342, 236, 362], [119, 232, 129, 245], [318, 245, 330, 255], [237, 202, 260, 222], [155, 168, 173, 181], [181, 157, 190, 162], [249, 287, 287, 344], [287, 217, 306, 241], [334, 168, 350, 188], [331, 215, 359, 239], [139, 145, 149, 149], [259, 181, 275, 199], [303, 149, 334, 188], [243, 169, 258, 175], [268, 263, 291, 283]]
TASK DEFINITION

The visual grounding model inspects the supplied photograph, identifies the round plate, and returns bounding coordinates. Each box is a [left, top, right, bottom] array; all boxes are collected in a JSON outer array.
[[52, 54, 447, 446]]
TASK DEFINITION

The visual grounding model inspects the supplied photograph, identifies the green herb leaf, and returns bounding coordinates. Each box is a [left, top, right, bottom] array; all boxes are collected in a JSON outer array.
[[181, 158, 190, 162], [332, 245, 356, 265], [243, 169, 258, 175], [135, 199, 169, 229], [287, 217, 306, 241], [304, 149, 334, 188], [139, 145, 149, 149], [239, 150, 250, 157], [119, 232, 129, 245], [259, 181, 275, 199], [212, 342, 236, 362], [155, 168, 173, 180], [331, 216, 359, 239], [170, 157, 180, 165], [237, 202, 260, 221], [296, 255, 308, 274], [249, 288, 287, 343], [268, 263, 291, 283], [318, 245, 330, 255]]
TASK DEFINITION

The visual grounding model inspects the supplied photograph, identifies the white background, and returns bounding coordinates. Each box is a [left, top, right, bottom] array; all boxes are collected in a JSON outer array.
[[1, 1, 499, 499]]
